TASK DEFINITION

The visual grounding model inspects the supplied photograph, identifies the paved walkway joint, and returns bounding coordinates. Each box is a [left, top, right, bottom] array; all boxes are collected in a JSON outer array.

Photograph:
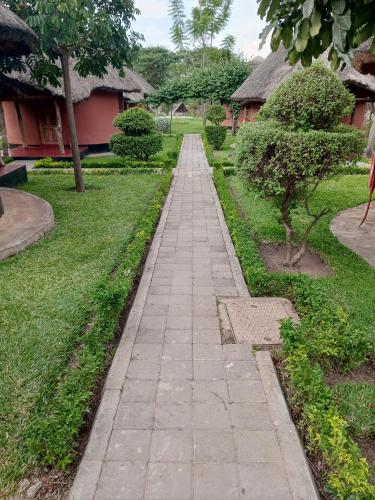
[[70, 135, 317, 500]]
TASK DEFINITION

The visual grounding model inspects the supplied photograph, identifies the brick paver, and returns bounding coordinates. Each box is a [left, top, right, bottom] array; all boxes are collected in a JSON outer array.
[[70, 135, 317, 500]]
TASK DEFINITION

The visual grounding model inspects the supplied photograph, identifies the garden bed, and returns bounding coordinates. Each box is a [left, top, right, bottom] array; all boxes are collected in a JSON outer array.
[[0, 172, 171, 495], [214, 167, 375, 498]]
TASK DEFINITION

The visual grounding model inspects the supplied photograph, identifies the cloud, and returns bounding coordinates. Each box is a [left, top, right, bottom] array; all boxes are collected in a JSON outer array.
[[135, 0, 169, 19]]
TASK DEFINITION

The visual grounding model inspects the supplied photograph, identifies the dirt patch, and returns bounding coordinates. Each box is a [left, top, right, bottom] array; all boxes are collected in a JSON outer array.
[[260, 243, 333, 277], [325, 362, 375, 386]]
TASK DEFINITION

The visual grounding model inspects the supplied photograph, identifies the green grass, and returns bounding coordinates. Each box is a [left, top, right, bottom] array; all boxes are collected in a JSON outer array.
[[333, 384, 375, 438], [227, 173, 375, 440], [0, 174, 163, 489], [170, 116, 204, 135], [213, 132, 237, 161]]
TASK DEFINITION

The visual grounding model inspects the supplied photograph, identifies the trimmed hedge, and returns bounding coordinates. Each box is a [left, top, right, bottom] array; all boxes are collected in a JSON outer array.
[[109, 133, 163, 161], [213, 167, 375, 498], [23, 171, 172, 469], [205, 125, 226, 150], [34, 157, 173, 170]]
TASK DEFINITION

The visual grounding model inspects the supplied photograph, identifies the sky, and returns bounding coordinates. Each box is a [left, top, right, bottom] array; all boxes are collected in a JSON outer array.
[[132, 0, 271, 60]]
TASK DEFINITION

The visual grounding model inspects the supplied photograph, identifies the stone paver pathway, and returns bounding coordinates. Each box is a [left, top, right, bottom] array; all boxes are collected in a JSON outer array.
[[70, 135, 317, 500], [331, 203, 375, 268]]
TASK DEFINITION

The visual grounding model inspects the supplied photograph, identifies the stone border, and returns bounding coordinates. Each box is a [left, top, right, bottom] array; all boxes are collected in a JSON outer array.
[[257, 351, 319, 500], [0, 187, 54, 261], [69, 168, 177, 500]]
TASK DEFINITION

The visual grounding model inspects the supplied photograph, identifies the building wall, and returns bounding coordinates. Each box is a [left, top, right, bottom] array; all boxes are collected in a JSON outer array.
[[1, 90, 122, 147], [2, 100, 41, 145], [224, 101, 368, 129]]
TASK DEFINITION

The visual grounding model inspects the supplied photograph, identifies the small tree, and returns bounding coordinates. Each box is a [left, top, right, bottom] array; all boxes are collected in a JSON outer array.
[[110, 108, 162, 161], [205, 104, 227, 149], [236, 63, 364, 267], [4, 0, 141, 192]]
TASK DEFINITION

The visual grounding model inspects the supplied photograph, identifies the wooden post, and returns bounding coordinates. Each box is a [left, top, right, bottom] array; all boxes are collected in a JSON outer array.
[[0, 102, 9, 157], [15, 101, 26, 148], [54, 100, 65, 154]]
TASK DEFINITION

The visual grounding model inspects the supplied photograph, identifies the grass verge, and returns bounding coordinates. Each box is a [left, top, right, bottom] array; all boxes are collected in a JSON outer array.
[[213, 167, 375, 498], [0, 172, 171, 493]]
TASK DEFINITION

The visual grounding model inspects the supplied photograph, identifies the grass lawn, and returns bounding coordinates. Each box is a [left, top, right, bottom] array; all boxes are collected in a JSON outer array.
[[0, 173, 164, 490], [227, 173, 375, 442], [214, 132, 237, 161], [170, 116, 204, 135]]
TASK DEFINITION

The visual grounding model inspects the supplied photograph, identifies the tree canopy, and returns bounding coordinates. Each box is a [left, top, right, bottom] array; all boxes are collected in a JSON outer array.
[[258, 0, 375, 69], [133, 46, 179, 88], [148, 58, 250, 106]]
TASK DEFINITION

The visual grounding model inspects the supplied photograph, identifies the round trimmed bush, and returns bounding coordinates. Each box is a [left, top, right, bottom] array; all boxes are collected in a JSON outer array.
[[110, 133, 163, 161], [205, 125, 226, 150], [113, 108, 156, 136], [206, 104, 226, 126], [258, 62, 355, 131], [155, 117, 170, 133]]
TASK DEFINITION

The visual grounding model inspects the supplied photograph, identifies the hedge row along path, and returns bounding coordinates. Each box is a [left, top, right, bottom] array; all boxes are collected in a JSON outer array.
[[69, 135, 318, 500]]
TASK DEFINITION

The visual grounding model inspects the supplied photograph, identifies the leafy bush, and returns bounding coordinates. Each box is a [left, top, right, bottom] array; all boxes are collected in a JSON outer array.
[[205, 125, 226, 150], [155, 117, 170, 133], [109, 133, 163, 161], [113, 108, 156, 135], [111, 108, 162, 161], [206, 104, 226, 126], [213, 166, 375, 498], [258, 63, 355, 131], [236, 63, 364, 267]]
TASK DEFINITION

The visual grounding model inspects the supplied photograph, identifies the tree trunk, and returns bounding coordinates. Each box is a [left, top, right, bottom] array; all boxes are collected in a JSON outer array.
[[0, 195, 4, 217], [366, 115, 375, 158], [0, 102, 9, 158], [60, 52, 84, 192]]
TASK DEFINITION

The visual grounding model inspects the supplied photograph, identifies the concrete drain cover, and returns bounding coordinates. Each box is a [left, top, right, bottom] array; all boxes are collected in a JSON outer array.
[[218, 297, 298, 346]]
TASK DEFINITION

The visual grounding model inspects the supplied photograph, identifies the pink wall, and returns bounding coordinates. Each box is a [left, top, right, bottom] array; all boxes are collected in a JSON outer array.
[[2, 100, 41, 144], [224, 101, 367, 129], [72, 91, 121, 145], [1, 90, 122, 147]]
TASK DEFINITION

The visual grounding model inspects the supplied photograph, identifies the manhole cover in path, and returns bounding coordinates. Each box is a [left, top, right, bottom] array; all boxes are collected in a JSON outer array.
[[218, 297, 299, 346]]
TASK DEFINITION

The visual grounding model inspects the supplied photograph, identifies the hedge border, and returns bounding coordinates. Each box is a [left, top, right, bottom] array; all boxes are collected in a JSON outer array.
[[4, 172, 172, 488], [213, 167, 375, 499], [31, 168, 167, 176]]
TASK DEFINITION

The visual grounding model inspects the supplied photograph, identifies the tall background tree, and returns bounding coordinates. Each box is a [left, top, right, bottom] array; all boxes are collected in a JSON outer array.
[[2, 0, 141, 192], [133, 46, 179, 88]]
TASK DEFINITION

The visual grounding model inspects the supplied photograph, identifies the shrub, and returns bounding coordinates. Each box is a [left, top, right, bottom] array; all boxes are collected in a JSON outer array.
[[34, 157, 168, 169], [258, 63, 355, 131], [109, 133, 162, 161], [205, 125, 226, 150], [111, 108, 162, 161], [236, 63, 364, 267], [213, 167, 375, 498], [206, 104, 226, 126], [155, 117, 170, 133], [113, 108, 155, 135]]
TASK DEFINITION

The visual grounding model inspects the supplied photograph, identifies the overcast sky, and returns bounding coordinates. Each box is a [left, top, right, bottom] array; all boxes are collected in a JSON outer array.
[[133, 0, 271, 60]]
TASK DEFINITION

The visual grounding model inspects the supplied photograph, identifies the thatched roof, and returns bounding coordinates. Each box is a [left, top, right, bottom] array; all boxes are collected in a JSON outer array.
[[232, 47, 375, 103], [0, 4, 37, 56], [352, 38, 375, 76], [3, 59, 154, 103]]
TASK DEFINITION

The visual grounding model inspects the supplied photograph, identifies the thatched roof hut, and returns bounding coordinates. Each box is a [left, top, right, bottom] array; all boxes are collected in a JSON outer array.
[[0, 3, 37, 56], [232, 47, 375, 104], [2, 60, 154, 103], [352, 38, 375, 76]]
